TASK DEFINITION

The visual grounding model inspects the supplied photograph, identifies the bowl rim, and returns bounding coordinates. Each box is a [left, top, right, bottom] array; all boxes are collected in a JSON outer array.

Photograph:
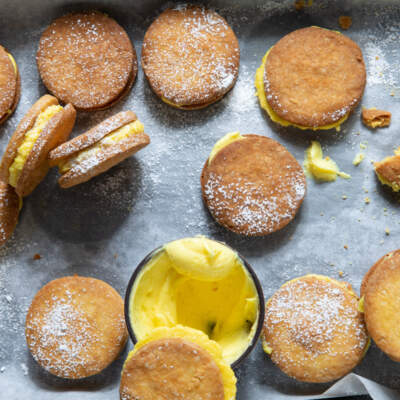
[[124, 237, 265, 369]]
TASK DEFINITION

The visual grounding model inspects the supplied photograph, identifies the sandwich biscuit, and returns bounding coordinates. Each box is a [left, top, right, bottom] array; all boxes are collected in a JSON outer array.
[[0, 181, 20, 246], [374, 149, 400, 192], [201, 132, 306, 236], [263, 274, 369, 383], [37, 11, 137, 111], [49, 111, 149, 188], [120, 326, 236, 400], [26, 276, 128, 379], [0, 46, 20, 125], [256, 27, 366, 130], [142, 5, 239, 109], [0, 95, 76, 197], [361, 250, 400, 361]]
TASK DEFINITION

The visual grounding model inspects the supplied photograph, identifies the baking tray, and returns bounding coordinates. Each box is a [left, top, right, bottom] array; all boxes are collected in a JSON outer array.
[[1, 0, 400, 398]]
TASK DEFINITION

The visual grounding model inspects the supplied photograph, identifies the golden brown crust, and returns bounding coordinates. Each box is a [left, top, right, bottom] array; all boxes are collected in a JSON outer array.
[[0, 181, 20, 247], [0, 46, 19, 124], [37, 11, 137, 110], [26, 276, 128, 379], [374, 155, 400, 189], [142, 5, 239, 108], [362, 250, 400, 361], [0, 95, 59, 183], [58, 131, 149, 188], [264, 27, 366, 127], [263, 275, 368, 383], [201, 134, 306, 236], [120, 338, 224, 400], [362, 108, 391, 128], [49, 111, 137, 165], [15, 103, 76, 197]]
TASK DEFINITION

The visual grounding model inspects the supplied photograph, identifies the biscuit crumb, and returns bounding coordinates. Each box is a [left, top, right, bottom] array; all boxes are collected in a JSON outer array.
[[362, 107, 391, 128], [364, 197, 370, 204], [338, 16, 352, 30], [33, 253, 41, 260], [338, 270, 344, 277], [114, 253, 118, 259], [390, 91, 395, 97], [353, 153, 365, 166], [385, 228, 390, 235], [342, 195, 347, 200], [294, 0, 313, 10], [360, 142, 367, 150], [344, 245, 348, 250]]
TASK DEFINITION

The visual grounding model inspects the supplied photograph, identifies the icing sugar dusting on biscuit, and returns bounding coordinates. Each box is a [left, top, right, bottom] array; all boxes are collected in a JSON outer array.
[[142, 5, 239, 106], [204, 169, 305, 236], [264, 277, 368, 378]]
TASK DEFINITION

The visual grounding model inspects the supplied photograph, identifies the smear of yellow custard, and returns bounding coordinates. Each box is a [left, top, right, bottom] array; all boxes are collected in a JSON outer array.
[[209, 132, 244, 163], [9, 105, 63, 188], [58, 120, 144, 174], [124, 326, 237, 400], [304, 141, 350, 181], [255, 49, 348, 131]]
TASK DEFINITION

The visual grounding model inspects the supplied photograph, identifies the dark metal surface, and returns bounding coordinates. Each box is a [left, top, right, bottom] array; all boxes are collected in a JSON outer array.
[[0, 0, 400, 398]]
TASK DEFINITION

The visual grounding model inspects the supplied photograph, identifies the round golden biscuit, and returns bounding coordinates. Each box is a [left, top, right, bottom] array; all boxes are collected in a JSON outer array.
[[362, 250, 400, 361], [0, 181, 20, 246], [264, 26, 366, 128], [37, 11, 137, 111], [25, 276, 128, 379], [263, 275, 368, 383], [142, 5, 239, 109], [201, 134, 306, 236], [0, 46, 20, 125], [120, 338, 225, 400]]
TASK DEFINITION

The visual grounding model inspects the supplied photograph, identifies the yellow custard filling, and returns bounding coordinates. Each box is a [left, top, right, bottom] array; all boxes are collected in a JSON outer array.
[[124, 326, 237, 400], [209, 132, 244, 162], [304, 141, 350, 181], [255, 49, 348, 131], [263, 274, 362, 355], [9, 105, 63, 188], [7, 53, 17, 76], [58, 120, 144, 174], [129, 236, 259, 365]]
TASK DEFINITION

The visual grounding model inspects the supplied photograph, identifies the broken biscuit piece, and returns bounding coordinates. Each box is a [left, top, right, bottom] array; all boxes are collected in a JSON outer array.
[[362, 108, 391, 128], [339, 16, 352, 30]]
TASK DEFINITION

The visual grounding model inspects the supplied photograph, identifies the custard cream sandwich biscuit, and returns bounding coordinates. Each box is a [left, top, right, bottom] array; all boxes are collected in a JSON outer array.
[[0, 95, 76, 197], [0, 46, 20, 125], [49, 111, 149, 188], [37, 11, 137, 111], [263, 274, 369, 383], [201, 132, 306, 236], [120, 326, 236, 400], [361, 250, 400, 361], [255, 26, 366, 131], [142, 5, 240, 110], [26, 276, 128, 379], [374, 148, 400, 192], [0, 181, 20, 247]]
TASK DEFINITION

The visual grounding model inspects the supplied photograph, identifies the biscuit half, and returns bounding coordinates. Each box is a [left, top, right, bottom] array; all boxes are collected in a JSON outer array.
[[25, 276, 128, 379], [49, 111, 149, 188], [0, 181, 20, 247], [263, 274, 369, 383], [0, 46, 20, 125], [0, 95, 76, 197], [362, 250, 400, 361], [257, 27, 366, 130], [142, 5, 239, 109], [120, 326, 236, 400], [201, 133, 306, 236], [37, 11, 137, 111]]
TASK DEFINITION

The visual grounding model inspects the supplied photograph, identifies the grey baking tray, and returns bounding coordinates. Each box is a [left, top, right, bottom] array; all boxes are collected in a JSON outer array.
[[0, 0, 400, 398]]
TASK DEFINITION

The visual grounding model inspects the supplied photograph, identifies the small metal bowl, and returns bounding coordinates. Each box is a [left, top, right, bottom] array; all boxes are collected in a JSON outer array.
[[124, 239, 265, 369]]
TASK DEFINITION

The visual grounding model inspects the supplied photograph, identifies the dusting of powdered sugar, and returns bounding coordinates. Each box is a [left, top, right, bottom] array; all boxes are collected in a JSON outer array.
[[264, 278, 368, 378], [204, 168, 305, 235]]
